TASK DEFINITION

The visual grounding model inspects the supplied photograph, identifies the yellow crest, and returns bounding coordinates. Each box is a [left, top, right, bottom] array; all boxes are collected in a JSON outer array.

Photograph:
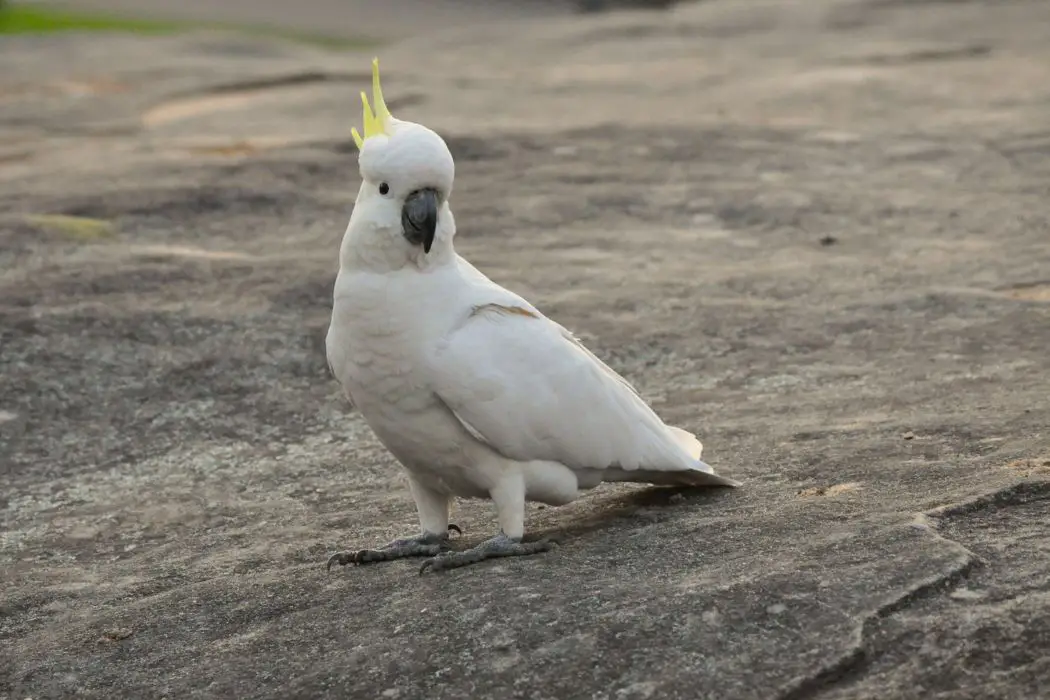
[[352, 57, 393, 150]]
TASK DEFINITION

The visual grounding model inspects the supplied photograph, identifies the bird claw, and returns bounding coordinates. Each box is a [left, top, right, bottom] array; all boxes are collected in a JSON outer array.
[[326, 527, 463, 571], [327, 548, 385, 570], [418, 533, 556, 575], [326, 550, 361, 571]]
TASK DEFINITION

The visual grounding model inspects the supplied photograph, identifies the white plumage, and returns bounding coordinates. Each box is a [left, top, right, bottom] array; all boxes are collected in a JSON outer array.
[[429, 284, 737, 486], [325, 60, 739, 572]]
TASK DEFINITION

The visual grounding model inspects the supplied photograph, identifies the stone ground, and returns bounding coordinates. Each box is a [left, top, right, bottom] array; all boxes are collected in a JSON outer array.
[[2, 0, 1050, 698]]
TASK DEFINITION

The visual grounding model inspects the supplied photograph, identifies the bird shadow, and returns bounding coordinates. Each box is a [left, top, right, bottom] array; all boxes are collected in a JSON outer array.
[[522, 484, 737, 545]]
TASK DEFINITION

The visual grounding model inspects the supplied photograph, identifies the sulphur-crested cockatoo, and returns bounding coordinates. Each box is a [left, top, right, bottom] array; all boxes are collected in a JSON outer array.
[[325, 59, 740, 574]]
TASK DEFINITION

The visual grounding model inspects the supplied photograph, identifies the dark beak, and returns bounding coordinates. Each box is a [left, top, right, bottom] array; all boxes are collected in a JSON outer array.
[[402, 188, 439, 254]]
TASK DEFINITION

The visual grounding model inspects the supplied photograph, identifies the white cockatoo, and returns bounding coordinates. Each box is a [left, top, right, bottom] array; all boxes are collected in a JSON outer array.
[[325, 59, 740, 574]]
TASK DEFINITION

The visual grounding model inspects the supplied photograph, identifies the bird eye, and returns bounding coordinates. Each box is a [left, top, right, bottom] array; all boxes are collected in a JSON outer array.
[[378, 182, 390, 195]]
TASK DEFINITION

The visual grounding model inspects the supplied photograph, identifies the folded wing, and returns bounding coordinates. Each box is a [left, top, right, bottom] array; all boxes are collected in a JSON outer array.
[[428, 303, 730, 484]]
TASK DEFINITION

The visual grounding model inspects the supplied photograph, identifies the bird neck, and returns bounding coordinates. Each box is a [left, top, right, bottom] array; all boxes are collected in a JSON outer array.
[[338, 205, 458, 274]]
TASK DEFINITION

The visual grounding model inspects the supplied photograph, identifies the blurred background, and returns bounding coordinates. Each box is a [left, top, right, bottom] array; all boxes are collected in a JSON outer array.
[[1, 0, 678, 43]]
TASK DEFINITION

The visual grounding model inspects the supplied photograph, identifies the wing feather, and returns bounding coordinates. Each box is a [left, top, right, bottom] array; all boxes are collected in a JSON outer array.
[[428, 306, 703, 473]]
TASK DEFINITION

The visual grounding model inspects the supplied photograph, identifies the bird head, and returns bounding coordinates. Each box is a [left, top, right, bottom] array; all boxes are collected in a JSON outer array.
[[343, 58, 456, 269]]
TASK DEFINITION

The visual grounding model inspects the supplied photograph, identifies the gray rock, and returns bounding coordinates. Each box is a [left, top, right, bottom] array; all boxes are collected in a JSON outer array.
[[2, 1, 1049, 698]]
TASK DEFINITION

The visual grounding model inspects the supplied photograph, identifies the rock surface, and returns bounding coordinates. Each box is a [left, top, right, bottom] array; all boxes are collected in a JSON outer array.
[[2, 1, 1050, 698]]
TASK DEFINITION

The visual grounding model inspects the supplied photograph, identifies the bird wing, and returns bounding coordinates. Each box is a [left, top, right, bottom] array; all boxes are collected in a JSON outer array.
[[427, 301, 733, 484]]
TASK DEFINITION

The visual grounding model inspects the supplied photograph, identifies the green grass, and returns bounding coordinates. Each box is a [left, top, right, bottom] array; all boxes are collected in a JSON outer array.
[[24, 214, 117, 241], [1, 4, 184, 35], [0, 3, 374, 49]]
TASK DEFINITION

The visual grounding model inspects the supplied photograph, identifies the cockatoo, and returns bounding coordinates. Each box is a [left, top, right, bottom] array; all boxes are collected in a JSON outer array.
[[325, 59, 740, 574]]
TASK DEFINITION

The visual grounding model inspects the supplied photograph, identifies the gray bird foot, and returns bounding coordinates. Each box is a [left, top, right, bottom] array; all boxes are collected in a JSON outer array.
[[327, 524, 462, 570], [419, 531, 555, 575]]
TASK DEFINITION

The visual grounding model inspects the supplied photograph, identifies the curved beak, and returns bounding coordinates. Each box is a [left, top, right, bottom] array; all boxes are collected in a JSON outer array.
[[402, 188, 439, 254]]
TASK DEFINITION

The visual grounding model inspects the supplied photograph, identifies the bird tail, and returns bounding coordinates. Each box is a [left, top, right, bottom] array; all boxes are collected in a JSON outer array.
[[626, 425, 742, 487], [601, 466, 741, 488], [587, 426, 742, 488], [667, 426, 704, 461]]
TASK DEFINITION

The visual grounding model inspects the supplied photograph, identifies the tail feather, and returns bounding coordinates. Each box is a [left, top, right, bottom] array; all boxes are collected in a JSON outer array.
[[666, 425, 741, 486], [572, 426, 742, 490], [601, 466, 741, 488], [667, 426, 703, 460]]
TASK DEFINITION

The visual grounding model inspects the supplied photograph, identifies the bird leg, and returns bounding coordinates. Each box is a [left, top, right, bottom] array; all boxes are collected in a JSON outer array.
[[415, 473, 555, 573], [418, 531, 554, 575], [327, 524, 462, 570]]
